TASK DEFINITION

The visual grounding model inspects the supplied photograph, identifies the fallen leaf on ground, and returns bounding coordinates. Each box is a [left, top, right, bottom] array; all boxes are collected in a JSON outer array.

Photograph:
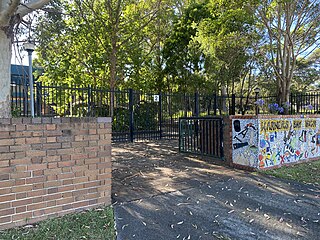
[[264, 214, 270, 220], [122, 224, 129, 230], [286, 223, 292, 228], [206, 195, 215, 198]]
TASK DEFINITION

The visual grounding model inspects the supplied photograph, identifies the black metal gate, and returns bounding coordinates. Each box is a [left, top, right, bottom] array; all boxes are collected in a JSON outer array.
[[112, 89, 162, 142], [179, 117, 224, 159], [112, 90, 202, 142]]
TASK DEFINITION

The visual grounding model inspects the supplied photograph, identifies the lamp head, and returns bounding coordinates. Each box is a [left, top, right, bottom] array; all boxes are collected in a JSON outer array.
[[23, 41, 35, 52]]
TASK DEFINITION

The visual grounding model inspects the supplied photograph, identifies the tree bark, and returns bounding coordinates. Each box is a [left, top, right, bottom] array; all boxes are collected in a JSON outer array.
[[0, 0, 51, 118], [0, 29, 12, 118], [109, 34, 118, 118]]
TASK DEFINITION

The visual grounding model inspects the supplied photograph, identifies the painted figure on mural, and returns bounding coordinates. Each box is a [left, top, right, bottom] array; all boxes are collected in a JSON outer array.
[[232, 120, 259, 167]]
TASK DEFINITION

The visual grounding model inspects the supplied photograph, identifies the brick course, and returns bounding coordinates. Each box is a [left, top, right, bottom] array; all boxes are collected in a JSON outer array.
[[0, 117, 112, 230]]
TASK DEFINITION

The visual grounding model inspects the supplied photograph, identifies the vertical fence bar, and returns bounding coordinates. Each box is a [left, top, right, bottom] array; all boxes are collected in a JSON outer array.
[[15, 84, 19, 115], [10, 84, 14, 115], [129, 89, 134, 142], [36, 82, 42, 117], [290, 93, 293, 114], [231, 94, 236, 115], [194, 92, 199, 117], [26, 84, 29, 116], [317, 92, 319, 113], [219, 119, 223, 158], [159, 92, 163, 139], [213, 93, 217, 115], [88, 85, 92, 116]]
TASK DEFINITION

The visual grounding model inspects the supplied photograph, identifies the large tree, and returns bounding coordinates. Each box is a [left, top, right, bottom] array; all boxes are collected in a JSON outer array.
[[0, 0, 50, 118], [257, 0, 320, 107], [36, 0, 167, 116]]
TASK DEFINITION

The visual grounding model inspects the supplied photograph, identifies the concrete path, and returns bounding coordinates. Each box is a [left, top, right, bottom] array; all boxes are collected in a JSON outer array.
[[112, 140, 320, 240]]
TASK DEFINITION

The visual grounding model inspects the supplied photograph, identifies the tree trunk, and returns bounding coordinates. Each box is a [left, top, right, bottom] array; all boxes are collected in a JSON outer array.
[[0, 29, 12, 118], [221, 85, 227, 114], [109, 39, 117, 118]]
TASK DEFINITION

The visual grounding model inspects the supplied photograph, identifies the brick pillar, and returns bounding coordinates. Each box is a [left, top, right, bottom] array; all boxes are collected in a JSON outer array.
[[222, 116, 232, 166]]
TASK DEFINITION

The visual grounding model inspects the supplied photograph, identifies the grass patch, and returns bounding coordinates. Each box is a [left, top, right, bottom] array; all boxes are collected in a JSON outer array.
[[262, 160, 320, 185], [0, 206, 115, 240]]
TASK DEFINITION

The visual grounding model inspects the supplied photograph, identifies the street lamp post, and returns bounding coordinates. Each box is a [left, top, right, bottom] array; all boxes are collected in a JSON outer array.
[[23, 41, 35, 117], [254, 87, 260, 115]]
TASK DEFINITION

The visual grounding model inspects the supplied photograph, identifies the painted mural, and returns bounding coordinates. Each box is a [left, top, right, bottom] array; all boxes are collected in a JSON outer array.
[[232, 119, 259, 167], [258, 118, 320, 169]]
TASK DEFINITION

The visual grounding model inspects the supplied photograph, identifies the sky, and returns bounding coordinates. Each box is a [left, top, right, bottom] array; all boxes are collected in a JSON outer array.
[[11, 45, 31, 66]]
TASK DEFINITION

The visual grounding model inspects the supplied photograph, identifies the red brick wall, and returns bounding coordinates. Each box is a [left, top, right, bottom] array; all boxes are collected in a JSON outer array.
[[0, 117, 112, 230]]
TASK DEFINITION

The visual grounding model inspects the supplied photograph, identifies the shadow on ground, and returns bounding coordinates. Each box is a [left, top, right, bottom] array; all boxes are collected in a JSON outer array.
[[112, 140, 320, 240]]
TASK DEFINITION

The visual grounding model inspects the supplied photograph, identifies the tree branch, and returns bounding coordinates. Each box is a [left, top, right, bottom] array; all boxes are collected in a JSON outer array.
[[0, 0, 20, 25], [17, 0, 51, 17]]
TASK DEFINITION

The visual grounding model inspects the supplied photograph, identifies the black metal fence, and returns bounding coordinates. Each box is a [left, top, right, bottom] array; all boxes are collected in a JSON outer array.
[[179, 117, 224, 159], [11, 82, 320, 142]]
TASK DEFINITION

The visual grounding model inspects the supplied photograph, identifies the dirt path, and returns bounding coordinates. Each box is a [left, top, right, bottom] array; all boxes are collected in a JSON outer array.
[[112, 140, 320, 240]]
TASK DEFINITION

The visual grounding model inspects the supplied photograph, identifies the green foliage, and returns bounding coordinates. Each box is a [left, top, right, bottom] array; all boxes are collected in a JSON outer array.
[[11, 106, 22, 117], [112, 101, 159, 132], [196, 0, 258, 92], [134, 101, 159, 130], [291, 49, 320, 93], [162, 1, 210, 92], [35, 0, 185, 93], [113, 107, 130, 132], [162, 0, 258, 95], [33, 0, 320, 100]]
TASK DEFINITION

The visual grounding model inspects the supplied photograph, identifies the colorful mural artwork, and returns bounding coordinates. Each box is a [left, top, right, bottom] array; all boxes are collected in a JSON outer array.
[[258, 118, 320, 169], [232, 119, 259, 167], [232, 116, 320, 169]]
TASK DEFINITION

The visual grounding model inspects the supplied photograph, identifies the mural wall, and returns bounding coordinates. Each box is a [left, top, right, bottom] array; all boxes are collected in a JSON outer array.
[[232, 116, 320, 169], [258, 118, 320, 169], [232, 118, 259, 168]]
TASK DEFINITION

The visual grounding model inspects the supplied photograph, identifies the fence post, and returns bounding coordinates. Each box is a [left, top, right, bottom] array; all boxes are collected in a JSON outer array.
[[129, 89, 134, 142], [213, 93, 217, 115], [220, 118, 224, 158], [290, 93, 293, 114], [87, 85, 92, 116], [159, 92, 163, 139], [297, 93, 302, 114], [194, 92, 199, 117], [24, 84, 29, 116], [36, 82, 42, 117], [230, 94, 236, 115]]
